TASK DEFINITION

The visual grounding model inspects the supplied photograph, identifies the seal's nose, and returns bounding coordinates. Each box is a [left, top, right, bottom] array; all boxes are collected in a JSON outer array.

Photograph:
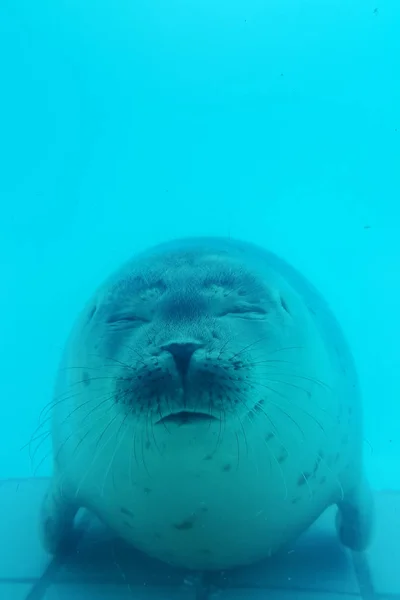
[[161, 341, 203, 379]]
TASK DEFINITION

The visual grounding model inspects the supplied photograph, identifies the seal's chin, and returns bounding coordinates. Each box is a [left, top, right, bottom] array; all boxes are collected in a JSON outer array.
[[156, 411, 219, 426]]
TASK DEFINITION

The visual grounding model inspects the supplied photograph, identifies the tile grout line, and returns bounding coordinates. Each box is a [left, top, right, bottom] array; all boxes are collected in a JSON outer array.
[[23, 523, 89, 600], [352, 551, 377, 600], [23, 555, 67, 600]]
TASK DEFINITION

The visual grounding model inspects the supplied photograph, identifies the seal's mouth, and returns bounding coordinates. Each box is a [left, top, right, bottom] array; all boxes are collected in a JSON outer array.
[[156, 411, 219, 426]]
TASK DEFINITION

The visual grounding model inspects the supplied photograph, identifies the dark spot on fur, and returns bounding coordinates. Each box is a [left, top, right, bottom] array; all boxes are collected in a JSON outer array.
[[174, 516, 196, 531], [201, 506, 208, 512], [280, 296, 291, 315], [297, 472, 311, 486], [200, 549, 212, 555], [145, 441, 151, 450], [121, 507, 134, 517], [312, 455, 322, 475], [87, 305, 97, 323], [123, 520, 133, 528], [82, 372, 91, 387], [222, 464, 232, 472], [320, 476, 327, 484], [144, 487, 152, 494], [292, 497, 300, 504], [266, 432, 274, 441], [44, 517, 54, 535], [277, 449, 288, 464], [204, 454, 213, 461]]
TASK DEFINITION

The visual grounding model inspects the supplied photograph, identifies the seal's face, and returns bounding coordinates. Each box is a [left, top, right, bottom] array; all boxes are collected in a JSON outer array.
[[53, 242, 353, 570], [84, 248, 313, 431]]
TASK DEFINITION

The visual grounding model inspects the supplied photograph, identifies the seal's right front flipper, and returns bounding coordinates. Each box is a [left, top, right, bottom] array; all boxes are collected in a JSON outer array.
[[336, 474, 375, 552], [39, 479, 78, 554]]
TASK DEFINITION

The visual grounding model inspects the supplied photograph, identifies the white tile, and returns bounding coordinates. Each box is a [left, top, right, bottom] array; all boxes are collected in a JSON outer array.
[[0, 477, 51, 579], [213, 592, 360, 600], [0, 583, 34, 599], [44, 583, 195, 599], [365, 490, 400, 595], [54, 516, 190, 588], [210, 506, 359, 595]]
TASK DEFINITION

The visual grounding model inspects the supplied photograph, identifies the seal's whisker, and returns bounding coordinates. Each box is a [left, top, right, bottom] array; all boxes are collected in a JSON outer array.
[[156, 401, 172, 437], [120, 343, 146, 362], [74, 412, 121, 498], [117, 343, 148, 368], [129, 411, 138, 487], [263, 439, 289, 501], [101, 413, 130, 498], [140, 419, 151, 478], [299, 470, 315, 499], [265, 371, 333, 392], [213, 403, 227, 455], [247, 375, 312, 398], [69, 410, 113, 462], [244, 410, 262, 477], [316, 451, 345, 502], [29, 431, 52, 467], [27, 431, 52, 473], [248, 402, 292, 469], [229, 336, 271, 360], [251, 371, 332, 395], [39, 381, 115, 423], [246, 374, 337, 428], [21, 428, 50, 454], [30, 393, 114, 467], [217, 336, 238, 360], [145, 403, 164, 458], [38, 391, 91, 426], [257, 395, 307, 442], [61, 365, 120, 371], [265, 384, 335, 428], [234, 346, 305, 363], [233, 429, 241, 471], [244, 396, 282, 440], [247, 359, 301, 367], [250, 378, 332, 436], [88, 354, 135, 372], [47, 400, 116, 472]]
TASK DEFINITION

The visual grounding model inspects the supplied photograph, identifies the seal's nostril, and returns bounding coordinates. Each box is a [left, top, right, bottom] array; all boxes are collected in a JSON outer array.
[[161, 342, 203, 378]]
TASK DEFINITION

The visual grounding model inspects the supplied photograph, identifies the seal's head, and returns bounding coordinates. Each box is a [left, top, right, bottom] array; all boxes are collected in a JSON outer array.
[[82, 239, 324, 434], [46, 238, 370, 571]]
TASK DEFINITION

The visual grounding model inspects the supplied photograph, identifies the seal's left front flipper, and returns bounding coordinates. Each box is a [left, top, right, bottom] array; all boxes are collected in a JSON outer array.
[[335, 475, 375, 552], [39, 479, 78, 555]]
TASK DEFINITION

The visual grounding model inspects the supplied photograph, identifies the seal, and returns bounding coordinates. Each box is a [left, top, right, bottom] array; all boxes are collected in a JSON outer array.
[[39, 237, 374, 570]]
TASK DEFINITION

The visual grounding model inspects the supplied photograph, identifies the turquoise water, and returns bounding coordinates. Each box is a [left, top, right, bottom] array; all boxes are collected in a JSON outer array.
[[0, 0, 399, 593], [1, 0, 399, 483]]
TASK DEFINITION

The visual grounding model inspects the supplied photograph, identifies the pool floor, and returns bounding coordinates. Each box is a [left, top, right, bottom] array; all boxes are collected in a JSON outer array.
[[0, 478, 398, 599]]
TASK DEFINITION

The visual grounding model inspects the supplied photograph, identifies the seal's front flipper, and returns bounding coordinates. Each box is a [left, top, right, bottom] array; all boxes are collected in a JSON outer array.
[[335, 475, 375, 552], [39, 479, 78, 555]]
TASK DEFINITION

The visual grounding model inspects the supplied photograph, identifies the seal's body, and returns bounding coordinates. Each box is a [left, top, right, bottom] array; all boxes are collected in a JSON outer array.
[[40, 238, 374, 570]]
